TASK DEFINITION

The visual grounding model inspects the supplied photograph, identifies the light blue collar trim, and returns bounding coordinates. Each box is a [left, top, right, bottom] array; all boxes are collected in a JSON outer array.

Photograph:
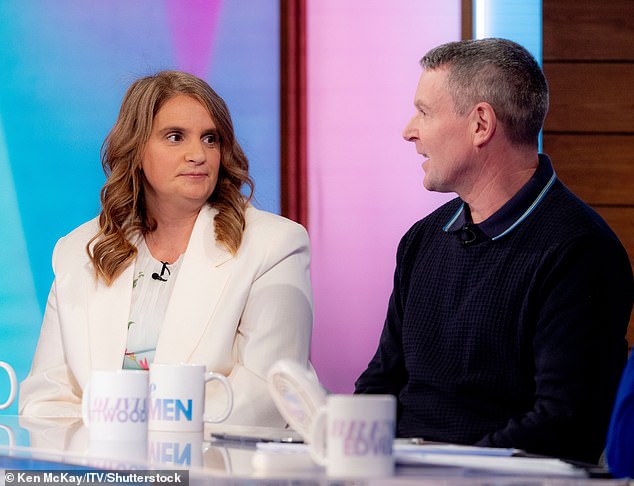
[[443, 203, 464, 232], [491, 171, 557, 241]]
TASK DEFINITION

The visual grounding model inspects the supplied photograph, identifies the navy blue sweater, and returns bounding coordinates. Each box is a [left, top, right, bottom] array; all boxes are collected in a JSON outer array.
[[356, 159, 633, 464]]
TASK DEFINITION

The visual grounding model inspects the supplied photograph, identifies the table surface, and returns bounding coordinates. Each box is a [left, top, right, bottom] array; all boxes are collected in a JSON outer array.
[[0, 415, 629, 485]]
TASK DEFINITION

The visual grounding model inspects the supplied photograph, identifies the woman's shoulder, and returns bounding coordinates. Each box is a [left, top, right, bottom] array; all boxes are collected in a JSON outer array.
[[54, 216, 101, 258], [241, 206, 309, 251], [245, 206, 308, 237]]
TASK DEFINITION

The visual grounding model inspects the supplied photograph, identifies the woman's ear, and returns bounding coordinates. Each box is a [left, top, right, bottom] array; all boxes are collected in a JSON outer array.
[[470, 102, 496, 147]]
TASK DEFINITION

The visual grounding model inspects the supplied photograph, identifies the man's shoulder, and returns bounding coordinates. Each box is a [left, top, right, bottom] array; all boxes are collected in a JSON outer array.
[[537, 181, 622, 245], [394, 197, 462, 259], [404, 197, 462, 239]]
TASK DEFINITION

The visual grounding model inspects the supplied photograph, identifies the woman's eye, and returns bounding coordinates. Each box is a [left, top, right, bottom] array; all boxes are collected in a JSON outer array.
[[203, 134, 217, 145], [166, 133, 182, 142]]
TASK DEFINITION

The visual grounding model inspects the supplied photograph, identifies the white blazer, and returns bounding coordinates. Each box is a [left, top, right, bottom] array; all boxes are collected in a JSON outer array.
[[19, 205, 313, 426]]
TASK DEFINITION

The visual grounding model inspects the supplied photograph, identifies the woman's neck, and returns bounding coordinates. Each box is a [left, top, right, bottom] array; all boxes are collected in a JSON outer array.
[[145, 207, 201, 263]]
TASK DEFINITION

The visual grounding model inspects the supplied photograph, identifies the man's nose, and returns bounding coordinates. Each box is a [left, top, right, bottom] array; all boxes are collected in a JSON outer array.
[[402, 116, 418, 142]]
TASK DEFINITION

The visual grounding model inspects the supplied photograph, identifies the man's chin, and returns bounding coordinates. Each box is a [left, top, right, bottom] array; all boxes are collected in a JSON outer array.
[[423, 177, 452, 194], [422, 175, 436, 192]]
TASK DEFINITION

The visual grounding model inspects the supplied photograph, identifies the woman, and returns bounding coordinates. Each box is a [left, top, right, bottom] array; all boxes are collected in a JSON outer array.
[[19, 71, 313, 426]]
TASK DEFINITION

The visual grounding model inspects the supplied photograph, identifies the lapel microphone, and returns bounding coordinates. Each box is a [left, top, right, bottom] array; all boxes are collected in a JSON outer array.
[[152, 261, 171, 281], [458, 224, 478, 246]]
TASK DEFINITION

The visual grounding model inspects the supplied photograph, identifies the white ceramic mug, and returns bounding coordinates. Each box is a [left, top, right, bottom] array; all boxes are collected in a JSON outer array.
[[148, 430, 203, 467], [148, 363, 233, 432], [308, 394, 396, 478], [0, 361, 17, 410], [82, 370, 149, 442]]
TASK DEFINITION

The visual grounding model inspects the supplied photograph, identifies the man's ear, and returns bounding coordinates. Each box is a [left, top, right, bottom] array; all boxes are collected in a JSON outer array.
[[470, 102, 496, 146]]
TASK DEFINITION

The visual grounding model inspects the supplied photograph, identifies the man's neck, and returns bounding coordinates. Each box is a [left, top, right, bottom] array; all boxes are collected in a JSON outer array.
[[461, 147, 539, 224]]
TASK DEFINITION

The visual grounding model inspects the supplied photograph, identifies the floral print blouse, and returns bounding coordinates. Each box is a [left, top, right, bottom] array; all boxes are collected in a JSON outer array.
[[123, 238, 183, 370]]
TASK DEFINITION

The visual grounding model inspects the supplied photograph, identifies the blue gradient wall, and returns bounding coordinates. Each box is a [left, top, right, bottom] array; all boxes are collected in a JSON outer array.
[[0, 0, 279, 412]]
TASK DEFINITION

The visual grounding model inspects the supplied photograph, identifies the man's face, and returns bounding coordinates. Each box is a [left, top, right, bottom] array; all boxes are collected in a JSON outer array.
[[402, 68, 474, 194]]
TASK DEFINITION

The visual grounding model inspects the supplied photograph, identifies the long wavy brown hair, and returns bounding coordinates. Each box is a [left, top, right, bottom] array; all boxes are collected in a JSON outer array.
[[88, 70, 254, 285]]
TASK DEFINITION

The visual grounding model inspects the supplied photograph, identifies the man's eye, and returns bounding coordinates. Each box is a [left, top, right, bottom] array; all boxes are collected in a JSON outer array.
[[166, 133, 182, 142]]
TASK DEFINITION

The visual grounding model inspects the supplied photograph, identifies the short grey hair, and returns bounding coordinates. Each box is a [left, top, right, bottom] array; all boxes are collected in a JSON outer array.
[[421, 38, 548, 147]]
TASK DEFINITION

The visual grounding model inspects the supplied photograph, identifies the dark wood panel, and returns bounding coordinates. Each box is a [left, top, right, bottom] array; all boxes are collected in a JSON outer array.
[[461, 0, 472, 40], [543, 63, 634, 133], [595, 207, 634, 271], [280, 0, 308, 227], [543, 0, 634, 61], [594, 207, 634, 347], [543, 134, 634, 205]]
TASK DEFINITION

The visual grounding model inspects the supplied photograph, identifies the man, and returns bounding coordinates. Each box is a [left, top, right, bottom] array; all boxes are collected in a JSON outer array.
[[355, 38, 633, 464]]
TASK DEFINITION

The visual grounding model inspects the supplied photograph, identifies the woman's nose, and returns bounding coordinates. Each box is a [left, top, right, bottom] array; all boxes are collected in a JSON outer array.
[[186, 141, 206, 164]]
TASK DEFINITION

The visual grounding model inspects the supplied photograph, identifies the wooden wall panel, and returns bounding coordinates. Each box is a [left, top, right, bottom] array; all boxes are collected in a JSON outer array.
[[461, 0, 472, 40], [544, 0, 634, 347], [543, 134, 634, 205], [280, 0, 308, 227], [543, 0, 634, 61], [543, 63, 634, 133], [595, 208, 634, 265], [595, 207, 634, 345]]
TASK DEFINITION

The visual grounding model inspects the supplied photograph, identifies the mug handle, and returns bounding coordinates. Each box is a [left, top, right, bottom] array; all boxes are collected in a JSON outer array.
[[0, 424, 15, 447], [308, 406, 328, 466], [0, 362, 17, 410], [202, 372, 233, 423], [81, 381, 92, 427]]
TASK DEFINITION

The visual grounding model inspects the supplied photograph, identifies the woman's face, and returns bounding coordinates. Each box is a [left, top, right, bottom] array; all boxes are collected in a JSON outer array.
[[141, 94, 221, 215]]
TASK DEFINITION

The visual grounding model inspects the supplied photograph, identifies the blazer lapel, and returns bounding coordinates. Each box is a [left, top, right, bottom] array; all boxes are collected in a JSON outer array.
[[88, 263, 135, 370], [155, 205, 234, 363]]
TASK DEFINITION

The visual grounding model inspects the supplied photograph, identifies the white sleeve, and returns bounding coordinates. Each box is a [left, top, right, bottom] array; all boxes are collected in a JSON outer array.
[[19, 242, 82, 418], [205, 223, 314, 426]]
